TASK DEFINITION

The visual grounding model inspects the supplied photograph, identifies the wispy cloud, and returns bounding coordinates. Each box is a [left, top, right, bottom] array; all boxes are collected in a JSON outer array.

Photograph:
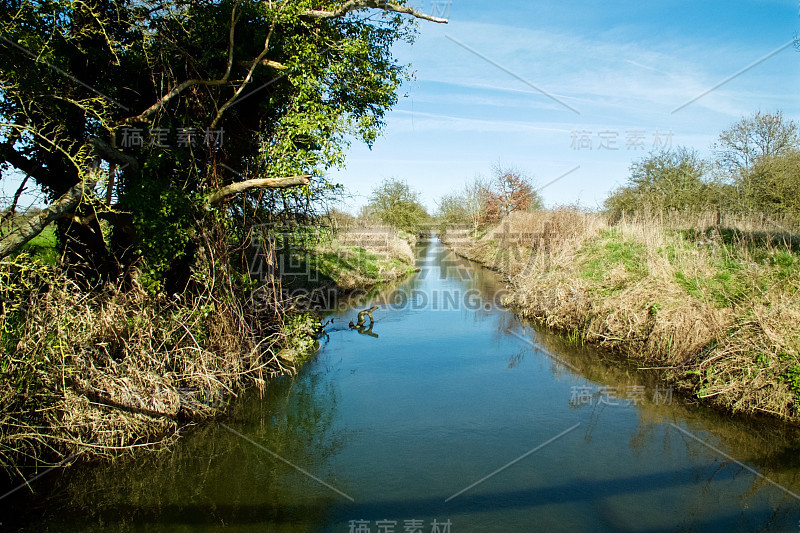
[[389, 109, 574, 134], [411, 21, 796, 120]]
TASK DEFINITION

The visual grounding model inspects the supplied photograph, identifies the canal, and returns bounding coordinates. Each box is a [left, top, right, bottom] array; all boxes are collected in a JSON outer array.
[[8, 236, 800, 531]]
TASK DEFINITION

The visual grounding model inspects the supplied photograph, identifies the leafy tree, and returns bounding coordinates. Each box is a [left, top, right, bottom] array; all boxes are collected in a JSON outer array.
[[436, 192, 470, 225], [366, 178, 428, 232], [747, 149, 800, 220], [0, 0, 447, 289], [604, 148, 711, 220]]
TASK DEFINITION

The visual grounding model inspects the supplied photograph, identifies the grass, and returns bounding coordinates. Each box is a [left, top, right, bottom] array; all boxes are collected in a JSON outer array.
[[441, 208, 800, 423], [0, 221, 59, 265], [280, 227, 418, 294], [0, 234, 323, 479], [579, 228, 648, 294], [0, 220, 417, 481]]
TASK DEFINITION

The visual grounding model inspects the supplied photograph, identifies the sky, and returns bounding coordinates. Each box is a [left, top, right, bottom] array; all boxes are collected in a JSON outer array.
[[329, 0, 800, 213], [2, 1, 798, 213]]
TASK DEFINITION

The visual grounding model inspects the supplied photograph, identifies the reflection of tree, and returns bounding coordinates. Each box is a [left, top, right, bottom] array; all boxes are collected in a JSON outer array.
[[12, 373, 346, 532], [514, 317, 800, 516]]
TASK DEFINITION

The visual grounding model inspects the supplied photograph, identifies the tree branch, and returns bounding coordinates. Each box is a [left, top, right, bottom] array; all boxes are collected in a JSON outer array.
[[209, 0, 290, 130], [236, 59, 288, 70], [2, 174, 30, 221], [89, 137, 139, 171], [206, 175, 311, 207], [0, 170, 100, 259], [303, 1, 449, 23], [117, 78, 233, 126]]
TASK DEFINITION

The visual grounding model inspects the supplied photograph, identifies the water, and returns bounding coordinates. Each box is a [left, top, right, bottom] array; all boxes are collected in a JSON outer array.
[[7, 237, 800, 531]]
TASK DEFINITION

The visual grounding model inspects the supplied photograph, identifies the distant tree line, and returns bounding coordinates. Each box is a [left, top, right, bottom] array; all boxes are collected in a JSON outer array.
[[604, 111, 800, 226]]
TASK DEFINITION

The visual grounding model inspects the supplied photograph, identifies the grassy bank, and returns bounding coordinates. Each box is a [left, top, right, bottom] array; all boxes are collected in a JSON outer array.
[[442, 209, 800, 423], [277, 225, 418, 296], [0, 223, 417, 482]]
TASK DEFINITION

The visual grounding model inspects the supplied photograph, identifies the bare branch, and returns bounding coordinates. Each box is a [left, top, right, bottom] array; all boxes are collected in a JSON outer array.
[[89, 137, 139, 170], [303, 0, 448, 23], [236, 59, 288, 70], [117, 78, 232, 126], [223, 2, 240, 81], [206, 175, 311, 207], [4, 174, 30, 220]]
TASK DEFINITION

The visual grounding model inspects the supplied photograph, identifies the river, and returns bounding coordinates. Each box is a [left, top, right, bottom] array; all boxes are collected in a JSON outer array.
[[7, 236, 800, 531]]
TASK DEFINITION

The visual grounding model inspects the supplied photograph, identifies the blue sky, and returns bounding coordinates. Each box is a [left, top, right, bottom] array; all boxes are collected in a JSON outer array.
[[330, 0, 800, 212], [2, 1, 797, 213]]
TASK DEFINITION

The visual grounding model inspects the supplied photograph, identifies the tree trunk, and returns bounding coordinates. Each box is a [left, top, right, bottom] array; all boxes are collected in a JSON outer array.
[[0, 173, 99, 260]]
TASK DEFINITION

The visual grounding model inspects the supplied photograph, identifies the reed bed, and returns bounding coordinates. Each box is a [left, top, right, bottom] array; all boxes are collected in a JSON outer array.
[[442, 208, 800, 422]]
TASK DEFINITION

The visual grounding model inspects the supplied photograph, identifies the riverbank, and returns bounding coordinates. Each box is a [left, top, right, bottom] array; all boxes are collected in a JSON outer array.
[[441, 209, 800, 423], [301, 226, 418, 293], [0, 223, 417, 483]]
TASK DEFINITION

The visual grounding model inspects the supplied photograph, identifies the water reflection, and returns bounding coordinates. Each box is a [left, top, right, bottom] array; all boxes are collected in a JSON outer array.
[[7, 236, 800, 532], [6, 372, 346, 532]]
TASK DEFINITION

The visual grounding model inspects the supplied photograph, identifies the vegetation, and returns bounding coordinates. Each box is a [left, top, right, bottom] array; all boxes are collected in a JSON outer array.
[[604, 148, 713, 220], [443, 208, 800, 422], [436, 165, 541, 230], [438, 111, 800, 424], [364, 178, 429, 233], [482, 165, 543, 222], [0, 0, 446, 479], [271, 221, 417, 297], [605, 111, 800, 227]]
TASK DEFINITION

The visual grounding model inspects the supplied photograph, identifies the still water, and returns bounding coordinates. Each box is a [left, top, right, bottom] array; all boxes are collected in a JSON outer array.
[[8, 237, 800, 531]]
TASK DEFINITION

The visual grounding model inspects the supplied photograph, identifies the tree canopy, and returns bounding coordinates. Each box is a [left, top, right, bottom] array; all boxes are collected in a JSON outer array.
[[366, 178, 428, 232], [0, 0, 445, 288]]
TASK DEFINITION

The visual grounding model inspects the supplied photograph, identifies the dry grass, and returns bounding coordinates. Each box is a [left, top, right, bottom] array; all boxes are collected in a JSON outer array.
[[0, 222, 417, 479], [442, 208, 800, 423], [0, 249, 306, 477]]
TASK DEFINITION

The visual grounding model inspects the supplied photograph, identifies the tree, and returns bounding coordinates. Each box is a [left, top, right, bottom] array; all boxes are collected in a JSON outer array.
[[436, 192, 470, 226], [0, 0, 447, 287], [604, 148, 711, 219], [483, 165, 541, 223], [713, 111, 800, 214], [714, 111, 799, 177], [747, 149, 800, 220], [367, 178, 428, 232], [463, 176, 489, 231]]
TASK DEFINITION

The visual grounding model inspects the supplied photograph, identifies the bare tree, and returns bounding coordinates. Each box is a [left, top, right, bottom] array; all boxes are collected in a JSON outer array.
[[714, 111, 799, 177], [483, 166, 541, 223]]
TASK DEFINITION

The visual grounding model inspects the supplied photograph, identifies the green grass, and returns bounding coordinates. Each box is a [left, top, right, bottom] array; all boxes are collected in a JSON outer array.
[[308, 246, 382, 280], [672, 230, 800, 308], [673, 256, 752, 308], [279, 242, 415, 293], [578, 228, 648, 293], [782, 364, 800, 404], [5, 224, 60, 265]]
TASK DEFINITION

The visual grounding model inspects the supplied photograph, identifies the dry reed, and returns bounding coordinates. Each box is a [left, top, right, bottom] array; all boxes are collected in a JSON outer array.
[[442, 208, 800, 422]]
